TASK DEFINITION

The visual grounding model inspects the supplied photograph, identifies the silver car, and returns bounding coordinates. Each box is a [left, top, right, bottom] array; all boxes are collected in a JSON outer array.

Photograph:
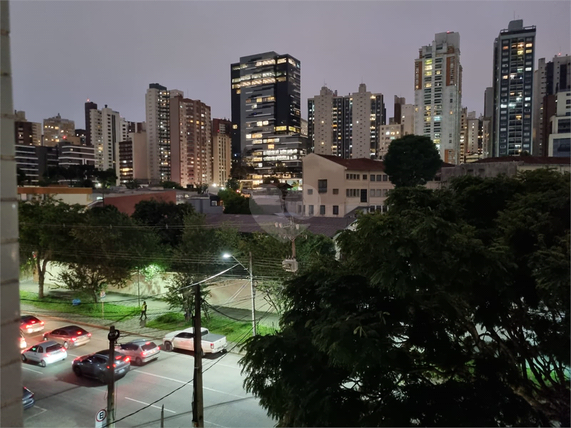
[[43, 325, 91, 349], [115, 339, 160, 365], [21, 340, 67, 367]]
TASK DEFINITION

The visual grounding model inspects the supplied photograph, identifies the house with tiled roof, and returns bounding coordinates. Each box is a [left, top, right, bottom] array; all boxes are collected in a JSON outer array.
[[301, 154, 453, 218], [440, 156, 570, 182]]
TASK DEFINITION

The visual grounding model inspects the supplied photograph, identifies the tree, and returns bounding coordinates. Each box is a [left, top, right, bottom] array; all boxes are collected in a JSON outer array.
[[19, 199, 84, 299], [161, 180, 183, 190], [131, 200, 195, 248], [95, 168, 118, 188], [58, 206, 156, 302], [163, 272, 211, 322], [226, 178, 240, 191], [218, 188, 251, 214], [383, 134, 442, 187], [240, 170, 570, 426]]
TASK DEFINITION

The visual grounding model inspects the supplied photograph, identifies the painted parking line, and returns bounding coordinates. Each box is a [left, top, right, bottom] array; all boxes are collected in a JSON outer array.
[[204, 420, 228, 427], [125, 397, 176, 413], [24, 405, 47, 420], [22, 366, 43, 374], [134, 370, 247, 399]]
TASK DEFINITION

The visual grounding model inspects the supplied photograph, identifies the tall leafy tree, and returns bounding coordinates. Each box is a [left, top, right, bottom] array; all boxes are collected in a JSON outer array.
[[19, 199, 84, 298], [218, 188, 251, 214], [383, 134, 442, 187], [240, 170, 570, 426], [58, 205, 159, 302]]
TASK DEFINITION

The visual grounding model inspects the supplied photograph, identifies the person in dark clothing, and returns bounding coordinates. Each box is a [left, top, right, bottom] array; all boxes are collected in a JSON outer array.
[[140, 301, 148, 320]]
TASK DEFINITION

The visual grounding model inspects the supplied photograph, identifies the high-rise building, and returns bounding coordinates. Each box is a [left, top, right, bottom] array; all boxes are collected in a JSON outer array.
[[414, 32, 463, 164], [43, 114, 75, 147], [212, 119, 233, 187], [118, 128, 147, 185], [547, 91, 571, 157], [57, 143, 95, 168], [170, 94, 212, 188], [231, 52, 304, 178], [308, 84, 386, 158], [533, 54, 570, 155], [14, 111, 41, 146], [84, 100, 98, 146], [145, 83, 174, 183], [89, 105, 128, 172], [378, 124, 403, 158], [492, 19, 536, 157]]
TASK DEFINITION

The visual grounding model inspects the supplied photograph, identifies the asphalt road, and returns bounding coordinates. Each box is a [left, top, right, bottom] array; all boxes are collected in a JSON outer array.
[[21, 317, 276, 428]]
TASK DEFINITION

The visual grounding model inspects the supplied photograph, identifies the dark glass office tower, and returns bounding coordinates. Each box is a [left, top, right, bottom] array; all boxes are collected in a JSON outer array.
[[84, 100, 97, 146], [231, 52, 303, 178], [492, 20, 536, 156]]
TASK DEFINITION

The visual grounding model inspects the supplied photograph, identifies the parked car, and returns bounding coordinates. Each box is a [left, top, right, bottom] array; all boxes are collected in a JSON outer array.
[[43, 325, 91, 349], [22, 387, 35, 410], [72, 350, 131, 383], [20, 315, 45, 334], [115, 339, 160, 365], [21, 340, 67, 367], [163, 327, 227, 354], [20, 332, 27, 350]]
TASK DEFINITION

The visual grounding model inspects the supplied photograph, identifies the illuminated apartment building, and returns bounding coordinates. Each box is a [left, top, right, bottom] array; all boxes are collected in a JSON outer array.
[[414, 32, 463, 164], [231, 52, 304, 178], [43, 114, 75, 147], [492, 20, 536, 156], [212, 118, 232, 187], [89, 105, 128, 171], [145, 83, 175, 183], [308, 84, 386, 159], [170, 94, 212, 187]]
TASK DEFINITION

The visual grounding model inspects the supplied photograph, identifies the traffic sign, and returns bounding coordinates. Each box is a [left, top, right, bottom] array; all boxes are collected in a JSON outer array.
[[95, 409, 107, 428]]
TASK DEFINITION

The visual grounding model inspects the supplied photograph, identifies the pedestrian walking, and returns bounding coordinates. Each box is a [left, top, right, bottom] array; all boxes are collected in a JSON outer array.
[[140, 301, 148, 320]]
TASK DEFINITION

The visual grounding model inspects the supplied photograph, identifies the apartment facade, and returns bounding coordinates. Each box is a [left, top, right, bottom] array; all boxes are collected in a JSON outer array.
[[492, 19, 536, 157], [378, 124, 402, 158], [90, 105, 128, 171], [231, 52, 304, 178], [308, 84, 386, 159], [58, 144, 95, 168], [212, 118, 232, 187], [145, 83, 174, 183], [414, 31, 463, 164], [547, 91, 571, 157], [118, 130, 148, 185], [43, 114, 75, 147]]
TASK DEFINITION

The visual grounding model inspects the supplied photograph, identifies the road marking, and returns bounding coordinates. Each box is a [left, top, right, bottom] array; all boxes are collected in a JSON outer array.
[[134, 370, 247, 399], [125, 397, 176, 413], [204, 420, 227, 427], [24, 405, 47, 420], [22, 366, 43, 374]]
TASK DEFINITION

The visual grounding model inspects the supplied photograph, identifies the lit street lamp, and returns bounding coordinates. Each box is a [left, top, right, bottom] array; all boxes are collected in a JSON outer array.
[[222, 252, 256, 336]]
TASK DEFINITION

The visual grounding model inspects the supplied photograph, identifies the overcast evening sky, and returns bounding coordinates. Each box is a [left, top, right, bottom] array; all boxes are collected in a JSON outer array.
[[10, 1, 571, 129]]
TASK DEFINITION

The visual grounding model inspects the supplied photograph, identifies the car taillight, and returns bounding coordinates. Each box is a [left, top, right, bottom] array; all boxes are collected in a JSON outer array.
[[87, 333, 91, 337], [70, 337, 76, 341], [77, 331, 82, 335], [40, 321, 45, 325], [142, 351, 148, 356], [210, 343, 214, 349], [25, 324, 31, 329], [45, 352, 51, 356], [124, 357, 130, 363]]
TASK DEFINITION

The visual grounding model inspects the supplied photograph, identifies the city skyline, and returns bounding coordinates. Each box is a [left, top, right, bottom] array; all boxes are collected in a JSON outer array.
[[10, 1, 570, 129]]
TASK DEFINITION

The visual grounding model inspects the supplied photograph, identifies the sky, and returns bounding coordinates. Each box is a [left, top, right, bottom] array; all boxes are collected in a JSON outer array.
[[9, 0, 571, 129]]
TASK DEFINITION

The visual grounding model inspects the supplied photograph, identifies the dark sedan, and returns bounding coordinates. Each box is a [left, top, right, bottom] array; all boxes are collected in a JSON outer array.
[[72, 350, 131, 383], [43, 325, 91, 349], [22, 387, 35, 410]]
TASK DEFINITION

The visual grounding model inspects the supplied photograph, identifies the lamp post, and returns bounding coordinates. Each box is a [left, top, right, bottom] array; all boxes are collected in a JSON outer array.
[[223, 252, 256, 336]]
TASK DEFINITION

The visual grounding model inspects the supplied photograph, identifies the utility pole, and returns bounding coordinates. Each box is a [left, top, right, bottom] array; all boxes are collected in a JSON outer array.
[[192, 283, 204, 428], [107, 326, 120, 428], [249, 252, 256, 336]]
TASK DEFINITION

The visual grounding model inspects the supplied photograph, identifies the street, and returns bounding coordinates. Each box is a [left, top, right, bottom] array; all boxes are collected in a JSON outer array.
[[21, 317, 275, 428]]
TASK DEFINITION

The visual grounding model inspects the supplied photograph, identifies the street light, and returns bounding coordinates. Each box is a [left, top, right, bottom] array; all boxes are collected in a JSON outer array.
[[223, 252, 256, 336]]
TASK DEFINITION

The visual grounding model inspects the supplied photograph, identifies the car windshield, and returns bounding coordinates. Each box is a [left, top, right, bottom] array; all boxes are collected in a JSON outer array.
[[142, 343, 156, 351]]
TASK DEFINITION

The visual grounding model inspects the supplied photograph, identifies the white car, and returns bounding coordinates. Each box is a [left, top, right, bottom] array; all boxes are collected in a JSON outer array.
[[163, 327, 227, 354], [21, 340, 67, 367]]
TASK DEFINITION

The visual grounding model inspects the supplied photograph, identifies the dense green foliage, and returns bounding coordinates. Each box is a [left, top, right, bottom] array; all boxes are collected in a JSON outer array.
[[383, 134, 442, 187], [239, 170, 570, 426], [40, 165, 117, 188], [218, 188, 251, 214]]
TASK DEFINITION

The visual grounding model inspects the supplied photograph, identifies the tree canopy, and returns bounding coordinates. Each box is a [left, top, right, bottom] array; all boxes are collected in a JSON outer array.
[[383, 134, 442, 187], [239, 169, 570, 426]]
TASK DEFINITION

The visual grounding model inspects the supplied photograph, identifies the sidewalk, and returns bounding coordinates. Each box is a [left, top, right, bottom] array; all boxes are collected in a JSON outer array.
[[19, 278, 282, 355]]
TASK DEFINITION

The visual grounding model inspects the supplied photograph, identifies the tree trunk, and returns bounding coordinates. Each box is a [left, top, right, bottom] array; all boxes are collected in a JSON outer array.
[[37, 259, 48, 299]]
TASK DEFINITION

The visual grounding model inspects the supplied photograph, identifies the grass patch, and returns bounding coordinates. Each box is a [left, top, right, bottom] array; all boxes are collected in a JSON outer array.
[[147, 312, 278, 343], [20, 290, 139, 322]]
